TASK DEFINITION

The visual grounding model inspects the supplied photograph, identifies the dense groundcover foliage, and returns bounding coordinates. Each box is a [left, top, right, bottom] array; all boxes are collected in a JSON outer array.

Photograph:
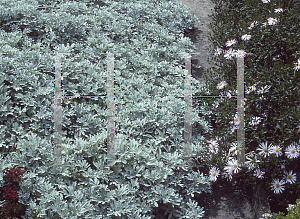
[[0, 0, 218, 218]]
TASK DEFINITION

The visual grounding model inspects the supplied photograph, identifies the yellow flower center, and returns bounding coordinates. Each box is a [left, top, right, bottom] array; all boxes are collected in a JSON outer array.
[[212, 145, 215, 148], [276, 148, 279, 152], [213, 172, 216, 176], [234, 164, 237, 168], [288, 175, 292, 179], [291, 150, 295, 154], [264, 148, 268, 152], [275, 183, 280, 188]]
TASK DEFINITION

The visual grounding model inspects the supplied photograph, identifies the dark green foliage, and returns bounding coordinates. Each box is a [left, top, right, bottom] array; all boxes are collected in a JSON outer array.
[[201, 0, 300, 216]]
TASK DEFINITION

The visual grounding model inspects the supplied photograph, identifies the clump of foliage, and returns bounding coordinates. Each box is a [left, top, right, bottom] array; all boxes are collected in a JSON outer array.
[[0, 0, 216, 218], [274, 199, 300, 219]]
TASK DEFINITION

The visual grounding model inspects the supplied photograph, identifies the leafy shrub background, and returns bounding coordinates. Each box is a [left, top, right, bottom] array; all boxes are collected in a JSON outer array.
[[197, 0, 300, 215], [0, 0, 217, 218]]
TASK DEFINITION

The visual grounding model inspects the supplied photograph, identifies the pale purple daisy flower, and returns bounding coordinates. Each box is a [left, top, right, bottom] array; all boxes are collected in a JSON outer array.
[[253, 169, 265, 179], [270, 145, 283, 157], [270, 178, 285, 194]]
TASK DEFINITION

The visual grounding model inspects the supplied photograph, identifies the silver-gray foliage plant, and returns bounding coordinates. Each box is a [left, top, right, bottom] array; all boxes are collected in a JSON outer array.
[[0, 0, 216, 218]]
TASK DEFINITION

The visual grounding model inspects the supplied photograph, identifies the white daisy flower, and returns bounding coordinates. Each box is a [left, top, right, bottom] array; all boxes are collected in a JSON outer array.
[[257, 141, 273, 158], [228, 125, 237, 135], [224, 48, 237, 60], [234, 49, 247, 58], [270, 178, 286, 194], [209, 166, 220, 182], [287, 204, 297, 212], [224, 159, 240, 174], [285, 144, 300, 159], [249, 116, 261, 126], [214, 47, 223, 56], [225, 90, 234, 99], [245, 85, 256, 94], [212, 101, 220, 109], [253, 169, 265, 179], [274, 8, 283, 13], [257, 85, 272, 94], [262, 21, 268, 27], [233, 113, 240, 126], [245, 150, 255, 159], [294, 59, 300, 71], [267, 17, 279, 25], [261, 0, 270, 3], [222, 168, 233, 181], [283, 170, 297, 184], [226, 39, 237, 47], [248, 21, 258, 30], [209, 140, 219, 154], [217, 81, 227, 90], [241, 34, 251, 41], [226, 142, 238, 157], [245, 151, 261, 171], [270, 145, 283, 157]]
